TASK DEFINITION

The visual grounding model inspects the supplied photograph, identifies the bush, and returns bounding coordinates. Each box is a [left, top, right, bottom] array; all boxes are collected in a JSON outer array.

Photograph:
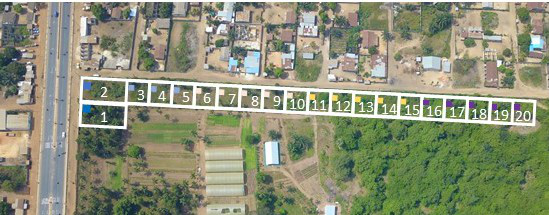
[[287, 134, 313, 160], [482, 40, 489, 49], [214, 39, 225, 47], [464, 38, 476, 48], [246, 132, 261, 145], [516, 7, 530, 23], [368, 46, 378, 55], [268, 130, 282, 140], [517, 33, 531, 54], [503, 48, 512, 57], [127, 145, 144, 158], [394, 52, 403, 61], [91, 4, 109, 21], [428, 12, 452, 36]]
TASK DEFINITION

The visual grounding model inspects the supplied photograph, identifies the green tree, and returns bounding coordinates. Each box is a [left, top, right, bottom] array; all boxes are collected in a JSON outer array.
[[517, 33, 531, 53], [328, 2, 338, 11], [334, 15, 349, 27], [158, 3, 173, 18], [398, 25, 412, 40], [482, 40, 489, 49], [331, 152, 354, 181], [180, 138, 194, 151], [127, 145, 144, 158], [113, 197, 139, 215], [246, 132, 261, 145], [268, 130, 282, 140], [77, 128, 125, 158], [0, 201, 11, 215], [215, 39, 225, 47], [428, 12, 452, 35], [13, 4, 23, 13], [273, 67, 284, 78], [368, 46, 378, 55], [143, 58, 155, 71], [516, 7, 530, 23], [287, 134, 313, 160], [91, 4, 109, 21], [394, 52, 403, 61], [100, 36, 117, 51], [215, 2, 224, 10], [464, 38, 476, 47], [503, 48, 512, 57]]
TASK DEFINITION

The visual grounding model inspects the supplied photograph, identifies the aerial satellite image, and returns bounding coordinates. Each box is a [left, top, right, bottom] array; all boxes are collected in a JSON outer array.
[[0, 1, 548, 215]]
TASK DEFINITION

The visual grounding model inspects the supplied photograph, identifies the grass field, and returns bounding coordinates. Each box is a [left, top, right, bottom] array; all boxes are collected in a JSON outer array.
[[108, 156, 124, 190], [295, 51, 323, 82], [241, 118, 258, 170], [359, 3, 388, 30], [422, 29, 451, 58], [481, 11, 498, 31], [130, 123, 197, 144], [519, 66, 544, 88], [207, 114, 241, 127], [82, 80, 126, 102], [330, 29, 350, 54], [394, 10, 421, 32]]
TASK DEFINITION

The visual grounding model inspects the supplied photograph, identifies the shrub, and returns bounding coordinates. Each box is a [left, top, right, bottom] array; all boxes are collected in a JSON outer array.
[[503, 48, 512, 57], [127, 145, 144, 158], [464, 38, 476, 48], [516, 7, 530, 23], [214, 39, 225, 47], [394, 52, 403, 61]]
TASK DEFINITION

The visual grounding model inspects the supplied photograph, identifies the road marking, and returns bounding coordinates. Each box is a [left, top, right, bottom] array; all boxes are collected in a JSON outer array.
[[78, 77, 537, 129]]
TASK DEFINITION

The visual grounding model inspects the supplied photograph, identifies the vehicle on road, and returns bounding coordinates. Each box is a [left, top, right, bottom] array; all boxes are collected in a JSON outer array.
[[61, 132, 66, 138], [54, 11, 59, 17]]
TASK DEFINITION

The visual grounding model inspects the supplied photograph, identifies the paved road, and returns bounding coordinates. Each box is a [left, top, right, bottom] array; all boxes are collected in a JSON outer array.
[[37, 2, 71, 215]]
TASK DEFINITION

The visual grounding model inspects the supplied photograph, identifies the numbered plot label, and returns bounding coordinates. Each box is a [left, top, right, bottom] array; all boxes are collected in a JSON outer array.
[[354, 95, 375, 115], [400, 97, 421, 117], [445, 99, 466, 119], [332, 93, 352, 113], [241, 89, 261, 109], [219, 87, 239, 107], [196, 87, 216, 106], [513, 102, 533, 123], [173, 85, 194, 105], [150, 84, 171, 104], [263, 90, 284, 110], [82, 80, 126, 102], [309, 92, 329, 112], [377, 95, 398, 116], [491, 102, 512, 122], [81, 105, 125, 126], [422, 98, 444, 118], [468, 100, 489, 121], [286, 91, 307, 112], [128, 83, 148, 103]]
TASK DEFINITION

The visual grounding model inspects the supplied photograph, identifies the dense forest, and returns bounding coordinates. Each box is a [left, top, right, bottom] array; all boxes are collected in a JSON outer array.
[[330, 101, 549, 214]]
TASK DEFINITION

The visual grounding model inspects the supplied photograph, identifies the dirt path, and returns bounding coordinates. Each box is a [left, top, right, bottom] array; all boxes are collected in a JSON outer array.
[[195, 112, 207, 215]]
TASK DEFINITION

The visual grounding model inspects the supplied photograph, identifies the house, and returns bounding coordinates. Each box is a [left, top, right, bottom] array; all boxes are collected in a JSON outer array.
[[482, 2, 494, 9], [370, 54, 387, 78], [527, 2, 545, 12], [303, 52, 315, 60], [110, 7, 122, 20], [219, 47, 231, 62], [21, 52, 34, 59], [459, 26, 483, 40], [0, 110, 31, 131], [102, 57, 130, 70], [530, 35, 546, 52], [361, 30, 379, 49], [156, 18, 170, 29], [298, 13, 318, 37], [154, 45, 166, 60], [216, 23, 229, 35], [342, 53, 359, 72], [80, 35, 98, 44], [228, 57, 239, 72], [484, 61, 498, 88], [348, 12, 359, 27], [325, 205, 337, 215], [264, 141, 280, 166], [235, 10, 251, 23], [442, 60, 452, 73], [422, 56, 442, 71], [80, 16, 89, 37], [285, 11, 296, 24], [280, 29, 294, 43], [483, 35, 502, 42], [328, 74, 337, 82], [532, 18, 544, 35], [282, 43, 295, 70], [217, 2, 235, 22], [328, 59, 339, 70], [528, 51, 544, 59], [172, 2, 188, 17], [244, 51, 261, 75]]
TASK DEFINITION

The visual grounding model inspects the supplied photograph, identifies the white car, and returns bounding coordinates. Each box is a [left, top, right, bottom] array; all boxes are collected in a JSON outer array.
[[61, 132, 66, 138]]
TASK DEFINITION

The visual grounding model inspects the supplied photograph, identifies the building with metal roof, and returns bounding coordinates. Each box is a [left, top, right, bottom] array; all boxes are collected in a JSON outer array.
[[422, 56, 442, 71], [228, 57, 239, 72], [483, 35, 502, 42], [264, 141, 280, 166], [302, 13, 316, 25], [0, 110, 31, 131], [80, 16, 89, 37], [206, 172, 245, 185], [302, 52, 315, 60], [442, 60, 452, 73], [325, 205, 337, 215], [206, 161, 244, 173], [530, 35, 546, 52], [156, 18, 171, 29], [205, 148, 243, 160], [370, 54, 387, 78], [217, 2, 235, 22], [484, 61, 499, 88], [206, 185, 245, 197], [244, 51, 261, 75], [207, 204, 246, 215]]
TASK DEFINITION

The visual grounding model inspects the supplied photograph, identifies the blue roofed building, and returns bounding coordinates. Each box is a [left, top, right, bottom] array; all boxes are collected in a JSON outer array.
[[529, 35, 546, 52], [228, 57, 239, 73], [264, 141, 280, 166], [422, 56, 442, 71], [244, 51, 261, 75]]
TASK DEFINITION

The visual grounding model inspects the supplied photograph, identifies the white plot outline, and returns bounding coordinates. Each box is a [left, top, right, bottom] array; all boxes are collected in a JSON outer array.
[[78, 76, 537, 129]]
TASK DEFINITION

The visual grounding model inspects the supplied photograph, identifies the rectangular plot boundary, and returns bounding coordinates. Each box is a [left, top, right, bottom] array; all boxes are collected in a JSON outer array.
[[79, 76, 537, 128]]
